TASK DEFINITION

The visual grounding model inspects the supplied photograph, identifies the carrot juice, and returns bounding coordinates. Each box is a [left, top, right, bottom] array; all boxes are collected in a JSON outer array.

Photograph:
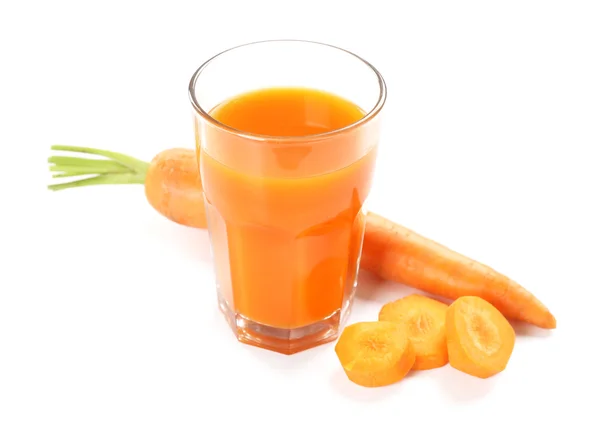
[[189, 40, 386, 354], [198, 87, 378, 349]]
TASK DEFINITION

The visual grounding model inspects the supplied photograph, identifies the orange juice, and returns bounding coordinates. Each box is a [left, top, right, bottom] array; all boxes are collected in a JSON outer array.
[[199, 87, 378, 331]]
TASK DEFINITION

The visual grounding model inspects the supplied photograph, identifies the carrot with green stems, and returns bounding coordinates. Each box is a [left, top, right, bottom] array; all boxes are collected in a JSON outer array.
[[48, 145, 206, 228], [48, 145, 556, 329]]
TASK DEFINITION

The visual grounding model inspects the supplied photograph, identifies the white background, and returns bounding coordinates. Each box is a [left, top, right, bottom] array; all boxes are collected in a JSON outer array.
[[1, 1, 599, 439]]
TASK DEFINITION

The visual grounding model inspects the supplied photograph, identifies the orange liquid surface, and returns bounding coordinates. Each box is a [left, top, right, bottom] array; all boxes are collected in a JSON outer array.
[[200, 88, 377, 329]]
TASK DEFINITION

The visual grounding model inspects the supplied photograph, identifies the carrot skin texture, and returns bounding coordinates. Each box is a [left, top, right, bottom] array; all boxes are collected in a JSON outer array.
[[361, 213, 556, 329], [144, 148, 207, 229]]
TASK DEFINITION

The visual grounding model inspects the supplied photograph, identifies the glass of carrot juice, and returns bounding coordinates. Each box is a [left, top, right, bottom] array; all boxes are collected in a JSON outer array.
[[189, 40, 386, 354]]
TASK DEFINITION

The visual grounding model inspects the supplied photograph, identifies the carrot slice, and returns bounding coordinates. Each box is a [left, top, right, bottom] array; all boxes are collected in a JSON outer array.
[[334, 321, 415, 387], [446, 296, 516, 378], [379, 294, 449, 370]]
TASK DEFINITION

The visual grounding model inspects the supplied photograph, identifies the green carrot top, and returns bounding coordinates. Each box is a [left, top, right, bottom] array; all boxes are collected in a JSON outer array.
[[48, 145, 150, 191]]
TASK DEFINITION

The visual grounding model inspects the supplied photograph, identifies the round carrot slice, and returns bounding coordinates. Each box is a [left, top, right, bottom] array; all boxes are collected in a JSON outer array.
[[378, 294, 449, 370], [446, 296, 516, 378], [335, 321, 415, 387]]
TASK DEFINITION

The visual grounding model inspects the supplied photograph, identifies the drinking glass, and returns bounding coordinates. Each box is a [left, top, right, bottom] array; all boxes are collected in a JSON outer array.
[[189, 40, 386, 354]]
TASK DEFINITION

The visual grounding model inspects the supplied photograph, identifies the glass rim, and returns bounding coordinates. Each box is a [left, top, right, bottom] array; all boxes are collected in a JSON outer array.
[[188, 39, 387, 142]]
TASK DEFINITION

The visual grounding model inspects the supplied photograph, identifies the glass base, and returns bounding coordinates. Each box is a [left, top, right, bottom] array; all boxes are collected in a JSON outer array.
[[218, 294, 354, 355]]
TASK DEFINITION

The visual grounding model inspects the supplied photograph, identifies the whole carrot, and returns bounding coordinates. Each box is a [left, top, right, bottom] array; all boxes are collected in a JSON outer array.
[[48, 145, 556, 329]]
